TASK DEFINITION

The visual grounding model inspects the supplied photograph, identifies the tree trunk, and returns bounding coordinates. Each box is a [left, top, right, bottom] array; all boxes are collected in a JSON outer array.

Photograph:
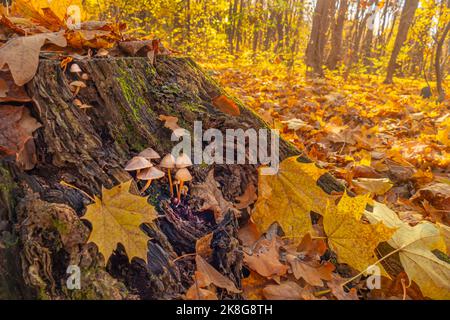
[[384, 0, 419, 84], [327, 0, 349, 70], [305, 0, 336, 76], [0, 56, 344, 300], [435, 1, 450, 102]]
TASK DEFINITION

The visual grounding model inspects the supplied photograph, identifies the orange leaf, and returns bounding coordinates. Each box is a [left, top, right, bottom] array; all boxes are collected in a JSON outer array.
[[212, 95, 240, 116]]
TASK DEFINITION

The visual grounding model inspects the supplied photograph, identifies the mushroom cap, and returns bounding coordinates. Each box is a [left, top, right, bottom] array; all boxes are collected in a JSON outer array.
[[175, 168, 192, 181], [81, 73, 89, 80], [70, 63, 82, 73], [69, 80, 87, 88], [160, 154, 176, 169], [124, 156, 153, 171], [175, 153, 193, 168], [137, 166, 165, 180], [138, 147, 160, 160]]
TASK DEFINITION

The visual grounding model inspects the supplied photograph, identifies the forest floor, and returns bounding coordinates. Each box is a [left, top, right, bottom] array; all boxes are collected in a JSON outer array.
[[203, 57, 450, 226]]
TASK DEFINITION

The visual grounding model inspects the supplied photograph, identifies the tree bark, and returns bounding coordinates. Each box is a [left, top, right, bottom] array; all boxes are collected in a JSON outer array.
[[384, 0, 419, 84], [435, 0, 450, 102], [305, 0, 336, 77]]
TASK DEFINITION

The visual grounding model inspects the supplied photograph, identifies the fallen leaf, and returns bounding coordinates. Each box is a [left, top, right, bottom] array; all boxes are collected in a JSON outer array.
[[287, 256, 334, 286], [323, 193, 396, 274], [365, 202, 450, 300], [0, 31, 67, 86], [262, 281, 303, 300], [244, 237, 288, 278], [196, 233, 213, 258], [263, 281, 319, 300], [158, 114, 188, 138], [0, 105, 41, 169], [281, 118, 313, 131], [327, 275, 359, 300], [411, 183, 450, 211], [241, 271, 268, 300], [212, 95, 240, 116], [352, 178, 393, 195], [185, 285, 218, 300], [235, 183, 257, 209], [190, 169, 239, 223], [82, 180, 157, 263], [252, 156, 335, 238], [238, 219, 261, 248]]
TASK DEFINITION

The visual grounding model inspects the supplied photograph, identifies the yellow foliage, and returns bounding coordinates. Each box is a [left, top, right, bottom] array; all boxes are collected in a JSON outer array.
[[323, 193, 396, 274], [252, 156, 334, 238]]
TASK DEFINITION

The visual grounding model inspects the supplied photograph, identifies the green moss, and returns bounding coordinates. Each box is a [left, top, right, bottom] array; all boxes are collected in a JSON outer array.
[[180, 101, 205, 113], [0, 166, 16, 219], [161, 83, 182, 95], [117, 75, 145, 121]]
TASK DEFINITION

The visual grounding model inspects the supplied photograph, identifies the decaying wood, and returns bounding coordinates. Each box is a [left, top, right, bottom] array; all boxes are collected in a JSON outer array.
[[0, 56, 344, 299]]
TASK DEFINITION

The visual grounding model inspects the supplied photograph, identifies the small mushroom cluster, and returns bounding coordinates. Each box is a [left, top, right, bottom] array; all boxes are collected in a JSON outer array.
[[68, 63, 92, 109], [124, 148, 193, 201]]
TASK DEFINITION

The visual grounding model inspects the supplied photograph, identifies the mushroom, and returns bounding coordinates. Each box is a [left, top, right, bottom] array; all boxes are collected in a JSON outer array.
[[138, 166, 165, 193], [160, 154, 176, 197], [70, 63, 82, 75], [124, 156, 153, 176], [81, 73, 89, 81], [138, 147, 160, 161], [175, 153, 193, 168], [69, 81, 86, 97], [175, 168, 192, 202]]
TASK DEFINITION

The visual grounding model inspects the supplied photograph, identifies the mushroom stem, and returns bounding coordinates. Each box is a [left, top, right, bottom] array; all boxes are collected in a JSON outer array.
[[175, 182, 179, 196], [167, 168, 173, 197], [136, 169, 141, 182], [177, 180, 185, 202], [140, 179, 152, 193]]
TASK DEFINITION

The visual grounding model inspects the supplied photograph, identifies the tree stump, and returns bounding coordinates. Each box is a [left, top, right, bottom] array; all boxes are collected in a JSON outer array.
[[0, 56, 343, 299]]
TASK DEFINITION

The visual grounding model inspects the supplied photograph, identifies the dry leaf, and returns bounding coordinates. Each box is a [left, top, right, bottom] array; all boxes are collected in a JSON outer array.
[[0, 31, 67, 86], [352, 178, 393, 195], [327, 275, 359, 300], [158, 114, 188, 138], [0, 71, 31, 103], [365, 203, 450, 300], [241, 271, 269, 300], [244, 237, 288, 278], [185, 286, 218, 300], [238, 219, 261, 248], [190, 169, 239, 223], [323, 193, 396, 274], [252, 156, 335, 238], [0, 105, 41, 169], [212, 95, 240, 116], [83, 180, 157, 263], [287, 256, 334, 287], [195, 255, 241, 293], [196, 233, 213, 258], [263, 281, 303, 300], [235, 183, 257, 209]]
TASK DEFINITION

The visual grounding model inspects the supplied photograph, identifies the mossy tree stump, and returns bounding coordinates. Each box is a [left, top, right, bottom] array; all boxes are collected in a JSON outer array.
[[0, 56, 343, 299]]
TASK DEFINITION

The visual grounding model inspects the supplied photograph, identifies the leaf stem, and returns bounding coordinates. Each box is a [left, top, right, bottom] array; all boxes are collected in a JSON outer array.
[[60, 180, 95, 202]]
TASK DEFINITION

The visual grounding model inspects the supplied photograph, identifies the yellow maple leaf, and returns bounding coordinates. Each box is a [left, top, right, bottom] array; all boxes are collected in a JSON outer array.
[[252, 156, 334, 238], [83, 180, 157, 263], [323, 193, 396, 273]]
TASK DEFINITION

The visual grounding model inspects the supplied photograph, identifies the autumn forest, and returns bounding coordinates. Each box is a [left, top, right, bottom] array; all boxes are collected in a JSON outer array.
[[0, 0, 449, 304]]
